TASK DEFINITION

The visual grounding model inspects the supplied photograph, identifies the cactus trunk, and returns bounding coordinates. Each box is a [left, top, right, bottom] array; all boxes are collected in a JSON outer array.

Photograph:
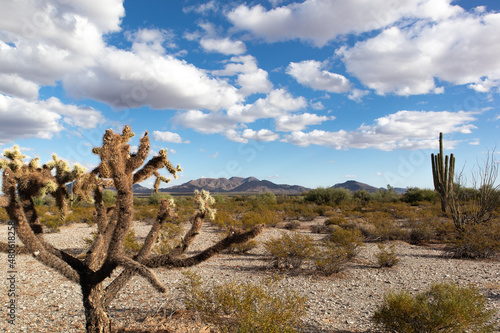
[[431, 133, 455, 213]]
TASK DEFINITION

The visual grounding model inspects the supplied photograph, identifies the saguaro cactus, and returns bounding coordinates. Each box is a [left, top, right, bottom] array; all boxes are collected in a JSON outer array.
[[431, 132, 455, 213]]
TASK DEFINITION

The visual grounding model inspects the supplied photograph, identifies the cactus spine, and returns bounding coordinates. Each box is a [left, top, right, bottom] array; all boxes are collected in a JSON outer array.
[[431, 132, 455, 213]]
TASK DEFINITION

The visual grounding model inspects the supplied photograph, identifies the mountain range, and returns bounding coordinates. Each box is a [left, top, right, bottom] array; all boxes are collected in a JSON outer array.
[[68, 178, 406, 195], [155, 176, 309, 194], [131, 178, 406, 195]]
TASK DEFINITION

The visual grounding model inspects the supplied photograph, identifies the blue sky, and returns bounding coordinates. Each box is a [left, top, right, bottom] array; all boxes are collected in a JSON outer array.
[[1, 0, 499, 190]]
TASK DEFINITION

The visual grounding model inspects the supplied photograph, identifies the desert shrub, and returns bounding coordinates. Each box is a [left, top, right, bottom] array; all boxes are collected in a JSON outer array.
[[325, 216, 349, 226], [102, 189, 116, 205], [123, 228, 142, 254], [33, 195, 49, 206], [366, 212, 409, 241], [282, 202, 318, 220], [133, 205, 158, 222], [375, 243, 399, 268], [241, 209, 281, 228], [153, 222, 184, 254], [325, 227, 364, 259], [372, 282, 497, 333], [40, 213, 61, 232], [446, 221, 500, 259], [402, 187, 438, 205], [212, 194, 226, 203], [224, 239, 259, 254], [305, 187, 352, 206], [212, 209, 236, 230], [314, 242, 349, 275], [371, 187, 400, 203], [409, 223, 433, 245], [181, 271, 307, 333], [148, 192, 172, 205], [252, 192, 278, 206], [66, 206, 94, 224], [310, 224, 334, 234], [263, 232, 317, 269], [449, 152, 500, 231], [133, 195, 150, 206], [353, 190, 371, 205], [0, 206, 9, 222], [284, 220, 301, 230]]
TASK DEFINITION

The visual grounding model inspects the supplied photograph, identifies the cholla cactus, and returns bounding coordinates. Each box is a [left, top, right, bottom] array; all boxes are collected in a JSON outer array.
[[0, 125, 263, 333], [194, 189, 216, 221]]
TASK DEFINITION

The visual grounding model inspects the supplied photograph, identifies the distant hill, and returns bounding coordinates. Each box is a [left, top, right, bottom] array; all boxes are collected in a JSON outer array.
[[332, 180, 407, 194], [133, 184, 150, 194], [332, 180, 380, 193], [161, 177, 309, 194]]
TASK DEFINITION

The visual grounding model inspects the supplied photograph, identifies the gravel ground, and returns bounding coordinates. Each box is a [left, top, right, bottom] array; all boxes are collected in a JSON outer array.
[[1, 219, 499, 333]]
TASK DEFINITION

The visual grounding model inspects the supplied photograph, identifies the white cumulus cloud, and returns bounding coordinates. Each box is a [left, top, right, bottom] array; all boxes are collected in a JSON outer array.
[[283, 110, 477, 150], [275, 113, 332, 132], [152, 131, 190, 144], [287, 60, 352, 93], [225, 129, 279, 143], [339, 11, 500, 95], [213, 55, 273, 96], [200, 37, 247, 55], [0, 95, 103, 144], [227, 0, 462, 46]]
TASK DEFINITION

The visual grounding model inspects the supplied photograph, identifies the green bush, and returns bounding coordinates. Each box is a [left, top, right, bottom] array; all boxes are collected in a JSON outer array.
[[375, 243, 399, 268], [353, 189, 371, 205], [446, 221, 500, 259], [123, 228, 142, 254], [241, 209, 281, 228], [305, 187, 352, 206], [181, 271, 307, 333], [148, 192, 172, 205], [325, 216, 349, 226], [314, 241, 349, 275], [153, 222, 184, 254], [66, 206, 94, 224], [263, 232, 317, 269], [102, 189, 116, 205], [371, 186, 400, 203], [402, 187, 438, 205], [325, 227, 364, 259], [133, 205, 158, 222], [0, 206, 9, 222], [372, 282, 497, 333]]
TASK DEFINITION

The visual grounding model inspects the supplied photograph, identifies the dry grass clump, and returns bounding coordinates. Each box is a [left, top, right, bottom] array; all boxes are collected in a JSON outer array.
[[375, 243, 399, 268], [180, 271, 307, 333], [264, 228, 364, 275], [372, 282, 497, 333]]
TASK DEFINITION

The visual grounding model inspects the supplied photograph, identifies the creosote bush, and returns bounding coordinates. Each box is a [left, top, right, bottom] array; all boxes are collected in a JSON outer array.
[[375, 243, 399, 268], [446, 220, 500, 259], [181, 270, 307, 333], [325, 227, 364, 259], [314, 241, 349, 275], [263, 232, 317, 269], [372, 282, 497, 333]]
